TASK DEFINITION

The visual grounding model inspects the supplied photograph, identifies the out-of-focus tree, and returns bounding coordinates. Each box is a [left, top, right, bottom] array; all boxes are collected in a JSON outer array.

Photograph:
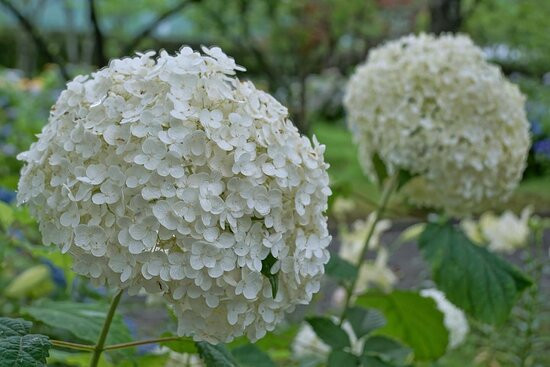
[[463, 0, 550, 77]]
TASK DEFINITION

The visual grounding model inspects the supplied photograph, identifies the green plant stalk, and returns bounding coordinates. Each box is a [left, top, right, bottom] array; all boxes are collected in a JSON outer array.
[[519, 224, 544, 367], [102, 336, 183, 351], [89, 289, 123, 367], [51, 339, 95, 351], [338, 173, 398, 325]]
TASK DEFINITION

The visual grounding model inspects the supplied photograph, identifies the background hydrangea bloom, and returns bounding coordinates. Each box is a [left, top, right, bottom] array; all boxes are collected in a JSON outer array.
[[462, 206, 532, 253], [17, 46, 331, 343], [421, 288, 469, 349], [344, 33, 530, 215]]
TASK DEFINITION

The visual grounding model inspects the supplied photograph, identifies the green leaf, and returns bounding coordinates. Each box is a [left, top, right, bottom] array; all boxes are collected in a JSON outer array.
[[48, 350, 114, 367], [5, 265, 52, 299], [256, 325, 298, 349], [326, 255, 358, 284], [418, 222, 532, 324], [159, 332, 197, 354], [362, 336, 411, 365], [0, 317, 32, 337], [305, 317, 350, 350], [232, 343, 275, 367], [0, 317, 51, 367], [396, 169, 416, 191], [372, 153, 388, 184], [360, 355, 393, 367], [0, 201, 14, 229], [261, 253, 279, 298], [196, 342, 237, 367], [345, 307, 386, 339], [22, 300, 132, 346], [356, 290, 448, 361], [328, 350, 359, 367]]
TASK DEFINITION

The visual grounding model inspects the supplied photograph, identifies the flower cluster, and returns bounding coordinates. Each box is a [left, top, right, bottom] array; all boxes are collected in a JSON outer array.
[[420, 288, 469, 349], [462, 206, 532, 253], [17, 46, 331, 343], [292, 321, 363, 359], [344, 33, 530, 215]]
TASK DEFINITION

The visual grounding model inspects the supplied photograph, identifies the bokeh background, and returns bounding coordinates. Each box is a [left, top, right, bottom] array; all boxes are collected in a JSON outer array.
[[0, 0, 549, 366]]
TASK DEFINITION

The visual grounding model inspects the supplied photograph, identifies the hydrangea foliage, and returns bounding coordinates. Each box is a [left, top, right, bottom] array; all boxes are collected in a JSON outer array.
[[17, 46, 331, 343], [344, 33, 530, 215]]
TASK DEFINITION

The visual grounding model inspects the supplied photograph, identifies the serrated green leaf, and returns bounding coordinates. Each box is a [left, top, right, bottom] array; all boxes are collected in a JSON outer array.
[[22, 300, 132, 346], [345, 307, 386, 339], [356, 290, 448, 361], [372, 153, 388, 184], [328, 350, 359, 366], [261, 253, 279, 298], [196, 342, 237, 367], [159, 332, 197, 354], [306, 317, 350, 350], [418, 222, 532, 324], [362, 336, 411, 365], [0, 334, 51, 367], [0, 317, 51, 367], [0, 317, 32, 337], [232, 343, 275, 367], [326, 255, 358, 284]]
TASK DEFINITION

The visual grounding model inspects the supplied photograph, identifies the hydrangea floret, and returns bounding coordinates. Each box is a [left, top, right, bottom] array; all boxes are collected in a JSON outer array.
[[421, 288, 469, 349], [17, 46, 331, 343], [344, 33, 530, 215]]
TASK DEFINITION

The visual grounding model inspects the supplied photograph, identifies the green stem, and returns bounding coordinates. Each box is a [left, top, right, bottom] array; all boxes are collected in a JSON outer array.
[[51, 340, 95, 351], [89, 289, 123, 367], [102, 336, 183, 351], [338, 173, 398, 325]]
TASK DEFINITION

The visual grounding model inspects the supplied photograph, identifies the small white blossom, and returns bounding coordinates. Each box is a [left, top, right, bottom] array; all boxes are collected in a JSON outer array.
[[462, 207, 532, 253], [421, 288, 469, 349]]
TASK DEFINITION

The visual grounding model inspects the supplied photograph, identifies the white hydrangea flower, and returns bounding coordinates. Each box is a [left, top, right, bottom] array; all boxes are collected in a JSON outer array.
[[344, 33, 530, 216], [339, 214, 391, 264], [462, 207, 532, 253], [292, 320, 363, 359], [17, 46, 331, 343], [420, 288, 469, 349]]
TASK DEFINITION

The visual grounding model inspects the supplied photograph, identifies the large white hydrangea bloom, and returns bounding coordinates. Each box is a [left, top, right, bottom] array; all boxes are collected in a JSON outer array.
[[344, 33, 530, 215], [17, 46, 331, 343], [420, 288, 469, 349]]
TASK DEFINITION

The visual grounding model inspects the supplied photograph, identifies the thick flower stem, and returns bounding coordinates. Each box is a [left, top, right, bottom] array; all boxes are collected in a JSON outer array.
[[338, 174, 398, 326], [89, 289, 123, 367]]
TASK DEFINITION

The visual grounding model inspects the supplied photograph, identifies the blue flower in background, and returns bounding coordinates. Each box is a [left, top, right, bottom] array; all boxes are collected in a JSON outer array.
[[0, 187, 16, 203], [530, 120, 543, 136], [41, 259, 67, 288], [123, 315, 159, 354], [533, 138, 550, 159]]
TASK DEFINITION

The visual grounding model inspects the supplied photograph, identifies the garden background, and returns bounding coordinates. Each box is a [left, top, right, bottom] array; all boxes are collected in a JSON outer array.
[[0, 0, 549, 366]]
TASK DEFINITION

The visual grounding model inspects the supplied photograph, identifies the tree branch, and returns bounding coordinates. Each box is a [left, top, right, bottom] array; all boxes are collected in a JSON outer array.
[[0, 0, 69, 80], [123, 0, 201, 55], [88, 0, 107, 67]]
